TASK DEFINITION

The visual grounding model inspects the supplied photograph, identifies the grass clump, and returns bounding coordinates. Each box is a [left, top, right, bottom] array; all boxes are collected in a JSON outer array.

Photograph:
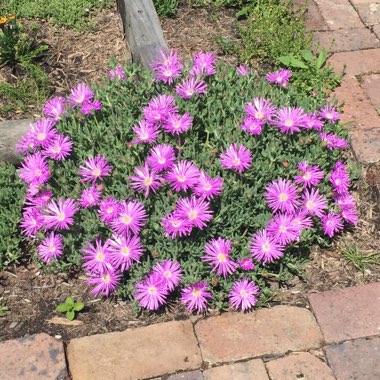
[[154, 0, 179, 17]]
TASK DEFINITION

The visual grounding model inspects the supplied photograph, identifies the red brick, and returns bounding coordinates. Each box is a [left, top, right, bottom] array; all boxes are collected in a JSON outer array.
[[67, 320, 202, 380], [194, 306, 323, 365], [349, 127, 380, 163], [265, 352, 335, 380], [325, 336, 380, 380], [309, 283, 380, 344], [373, 24, 380, 39], [0, 333, 67, 380], [304, 0, 330, 30], [167, 370, 204, 380], [203, 359, 268, 380], [313, 28, 380, 53], [314, 0, 364, 29], [361, 73, 380, 109], [354, 3, 380, 26], [328, 49, 380, 75]]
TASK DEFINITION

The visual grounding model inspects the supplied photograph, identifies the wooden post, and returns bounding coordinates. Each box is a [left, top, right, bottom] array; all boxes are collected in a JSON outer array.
[[117, 0, 169, 70]]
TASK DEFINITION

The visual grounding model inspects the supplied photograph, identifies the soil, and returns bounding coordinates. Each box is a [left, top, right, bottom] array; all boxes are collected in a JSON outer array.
[[1, 3, 379, 343]]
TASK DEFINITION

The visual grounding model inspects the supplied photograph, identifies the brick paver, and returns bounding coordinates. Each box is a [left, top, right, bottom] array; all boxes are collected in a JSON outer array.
[[167, 370, 204, 380], [305, 0, 329, 31], [325, 336, 380, 380], [308, 282, 380, 344], [361, 74, 380, 109], [349, 127, 380, 163], [0, 333, 67, 380], [203, 359, 268, 380], [67, 320, 202, 380], [353, 3, 380, 26], [195, 306, 323, 365], [373, 24, 380, 39], [265, 352, 335, 380]]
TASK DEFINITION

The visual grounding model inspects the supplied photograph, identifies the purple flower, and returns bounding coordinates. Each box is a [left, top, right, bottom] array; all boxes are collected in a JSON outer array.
[[129, 164, 163, 198], [340, 206, 359, 225], [265, 178, 300, 214], [79, 186, 102, 208], [291, 211, 313, 236], [79, 155, 112, 183], [68, 83, 94, 106], [153, 259, 182, 291], [81, 239, 113, 275], [20, 207, 44, 237], [18, 152, 50, 187], [301, 188, 328, 217], [202, 238, 238, 278], [189, 51, 216, 77], [144, 94, 177, 125], [25, 190, 52, 209], [250, 229, 285, 264], [146, 144, 176, 172], [319, 104, 340, 124], [16, 131, 36, 155], [236, 64, 253, 76], [134, 272, 169, 310], [30, 118, 57, 149], [267, 213, 299, 245], [175, 77, 207, 99], [320, 132, 349, 150], [229, 278, 259, 311], [108, 66, 126, 81], [111, 200, 147, 236], [132, 120, 160, 144], [80, 99, 102, 115], [98, 197, 120, 225], [266, 68, 292, 87], [180, 281, 212, 313], [220, 144, 252, 173], [86, 270, 121, 297], [273, 107, 306, 134], [245, 97, 276, 122], [176, 196, 213, 229], [43, 96, 66, 120], [321, 212, 344, 238], [38, 232, 64, 264], [303, 113, 323, 131], [329, 161, 350, 195], [193, 171, 223, 200], [162, 112, 193, 135], [240, 117, 265, 135], [42, 134, 72, 161], [164, 160, 200, 192], [109, 234, 144, 272], [161, 212, 193, 239], [152, 49, 183, 84], [44, 198, 79, 231], [294, 161, 324, 188], [238, 257, 255, 271]]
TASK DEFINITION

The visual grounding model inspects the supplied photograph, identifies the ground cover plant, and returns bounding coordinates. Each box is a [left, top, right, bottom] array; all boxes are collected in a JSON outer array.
[[0, 50, 358, 314]]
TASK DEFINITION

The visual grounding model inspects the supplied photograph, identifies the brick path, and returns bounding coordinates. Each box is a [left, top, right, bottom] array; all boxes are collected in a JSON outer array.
[[0, 282, 379, 379]]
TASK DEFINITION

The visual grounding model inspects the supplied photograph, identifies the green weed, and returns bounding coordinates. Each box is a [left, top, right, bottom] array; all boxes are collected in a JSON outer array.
[[343, 242, 380, 274]]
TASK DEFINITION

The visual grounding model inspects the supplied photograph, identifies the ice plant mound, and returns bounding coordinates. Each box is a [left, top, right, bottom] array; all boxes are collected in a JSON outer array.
[[13, 50, 357, 313]]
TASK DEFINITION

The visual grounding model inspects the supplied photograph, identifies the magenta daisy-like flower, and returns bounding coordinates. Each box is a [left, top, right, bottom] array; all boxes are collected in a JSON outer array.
[[294, 161, 324, 188], [318, 104, 340, 124], [273, 107, 306, 134], [81, 239, 112, 275], [320, 132, 349, 150], [30, 118, 57, 149], [162, 112, 193, 135], [16, 131, 36, 155], [264, 178, 300, 214], [189, 51, 216, 77], [134, 272, 169, 310], [80, 99, 102, 115], [44, 198, 79, 230], [245, 97, 276, 122], [38, 232, 64, 264], [164, 160, 199, 192], [153, 259, 182, 291], [302, 113, 324, 131], [143, 94, 177, 125], [238, 257, 255, 271], [291, 211, 313, 235], [43, 96, 66, 120], [240, 117, 265, 135], [98, 197, 120, 225], [180, 281, 212, 313], [301, 188, 328, 217], [250, 229, 285, 264], [129, 164, 163, 198], [146, 144, 176, 172], [176, 196, 213, 229], [236, 64, 253, 76], [20, 207, 44, 237], [202, 238, 238, 278], [321, 212, 344, 238], [266, 68, 292, 87], [267, 213, 299, 245], [42, 134, 73, 161], [161, 212, 193, 239], [25, 190, 52, 209], [340, 206, 359, 226], [132, 120, 160, 144], [18, 152, 51, 187], [68, 83, 94, 106], [108, 234, 144, 272], [79, 186, 102, 208], [108, 66, 126, 81], [152, 48, 183, 84], [329, 161, 350, 195], [229, 278, 259, 311], [79, 155, 112, 183], [220, 144, 252, 173], [111, 200, 147, 235], [193, 171, 223, 200], [175, 77, 207, 99], [86, 270, 121, 297]]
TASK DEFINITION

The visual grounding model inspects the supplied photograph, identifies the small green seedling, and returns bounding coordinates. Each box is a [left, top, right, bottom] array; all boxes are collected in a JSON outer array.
[[0, 297, 9, 316], [56, 296, 84, 321]]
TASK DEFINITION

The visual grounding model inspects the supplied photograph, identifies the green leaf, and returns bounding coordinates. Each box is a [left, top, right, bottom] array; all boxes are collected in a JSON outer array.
[[316, 48, 329, 69], [300, 49, 314, 63], [278, 55, 292, 66], [56, 304, 69, 313], [65, 296, 74, 308], [73, 302, 84, 312], [288, 57, 309, 69], [66, 310, 75, 321]]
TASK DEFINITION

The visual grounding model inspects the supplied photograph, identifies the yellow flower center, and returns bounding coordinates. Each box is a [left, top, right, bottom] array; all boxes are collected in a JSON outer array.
[[148, 286, 157, 295], [240, 289, 248, 297], [158, 157, 166, 164], [172, 220, 180, 228], [217, 253, 226, 262], [256, 111, 264, 119], [53, 146, 61, 154], [204, 183, 212, 191], [232, 158, 241, 166], [186, 89, 194, 96], [188, 210, 197, 220], [122, 215, 132, 225], [306, 200, 314, 210], [57, 212, 65, 221], [102, 274, 110, 283], [92, 168, 101, 177], [141, 133, 149, 140], [303, 172, 311, 180], [106, 207, 114, 214], [121, 247, 130, 256], [144, 177, 153, 186], [262, 242, 271, 252], [96, 252, 105, 261], [49, 245, 56, 252], [192, 290, 200, 297], [284, 120, 293, 127], [35, 169, 42, 176], [279, 193, 288, 202], [37, 132, 46, 141], [177, 175, 186, 182], [164, 270, 171, 278], [279, 225, 287, 233]]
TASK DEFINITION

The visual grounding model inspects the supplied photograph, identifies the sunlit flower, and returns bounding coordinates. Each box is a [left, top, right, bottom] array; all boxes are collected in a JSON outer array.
[[319, 104, 340, 124], [250, 229, 285, 264], [229, 278, 259, 311], [135, 272, 169, 310], [175, 77, 207, 99], [18, 152, 51, 187], [42, 134, 72, 161], [20, 207, 44, 237], [79, 155, 112, 183], [238, 257, 255, 271], [98, 197, 120, 225], [265, 178, 300, 214], [152, 48, 183, 84], [245, 97, 276, 122], [176, 196, 213, 229], [30, 118, 57, 149], [193, 170, 223, 200], [220, 144, 252, 173], [132, 120, 160, 144], [129, 164, 163, 198], [109, 234, 144, 271], [273, 107, 306, 134], [164, 160, 199, 192], [44, 198, 79, 230], [68, 83, 94, 106], [321, 212, 344, 238], [86, 270, 121, 297], [146, 144, 176, 172], [294, 161, 324, 188], [267, 213, 299, 245], [153, 259, 182, 291], [79, 186, 102, 208], [190, 51, 216, 77], [266, 68, 292, 87], [180, 281, 212, 313], [38, 232, 64, 264], [143, 94, 177, 125], [43, 96, 66, 120], [111, 200, 147, 235], [162, 112, 193, 135], [81, 239, 113, 275], [161, 212, 193, 239], [240, 117, 265, 135], [301, 188, 328, 217]]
